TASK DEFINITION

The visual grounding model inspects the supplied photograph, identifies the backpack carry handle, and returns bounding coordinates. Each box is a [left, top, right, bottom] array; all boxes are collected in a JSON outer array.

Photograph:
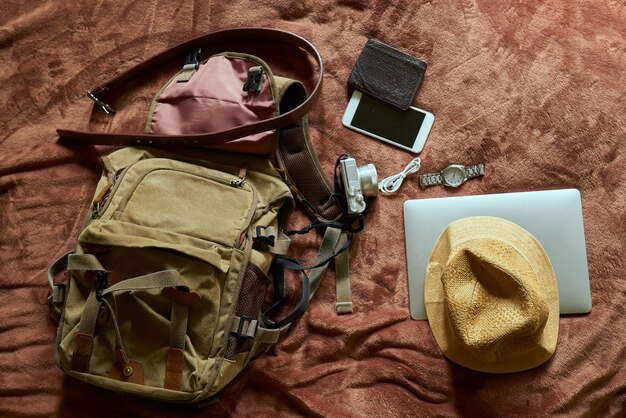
[[56, 27, 323, 148]]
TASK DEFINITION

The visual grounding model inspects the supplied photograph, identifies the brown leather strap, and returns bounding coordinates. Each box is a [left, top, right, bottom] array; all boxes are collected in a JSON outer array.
[[164, 348, 185, 390], [57, 27, 323, 148], [72, 332, 94, 373]]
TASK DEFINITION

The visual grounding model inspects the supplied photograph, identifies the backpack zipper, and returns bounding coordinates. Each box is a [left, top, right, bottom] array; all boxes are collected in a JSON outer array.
[[89, 166, 131, 221]]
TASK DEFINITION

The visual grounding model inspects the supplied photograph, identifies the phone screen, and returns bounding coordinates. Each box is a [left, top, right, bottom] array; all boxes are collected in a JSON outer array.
[[350, 94, 427, 148]]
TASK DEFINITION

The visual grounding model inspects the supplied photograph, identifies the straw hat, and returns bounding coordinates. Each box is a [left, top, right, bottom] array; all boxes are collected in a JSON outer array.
[[424, 216, 559, 373]]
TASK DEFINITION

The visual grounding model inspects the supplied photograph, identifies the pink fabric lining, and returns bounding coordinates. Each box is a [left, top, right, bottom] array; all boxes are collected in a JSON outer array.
[[149, 55, 277, 154]]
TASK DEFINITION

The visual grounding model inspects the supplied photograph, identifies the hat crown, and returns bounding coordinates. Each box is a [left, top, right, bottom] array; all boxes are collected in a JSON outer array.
[[441, 239, 549, 363], [424, 216, 559, 373]]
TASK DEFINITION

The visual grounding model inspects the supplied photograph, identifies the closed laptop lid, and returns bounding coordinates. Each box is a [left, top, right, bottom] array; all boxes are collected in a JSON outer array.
[[404, 188, 592, 320]]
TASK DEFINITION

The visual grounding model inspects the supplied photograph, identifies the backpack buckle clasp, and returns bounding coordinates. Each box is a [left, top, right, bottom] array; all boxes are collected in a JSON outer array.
[[233, 316, 257, 339], [254, 226, 275, 247]]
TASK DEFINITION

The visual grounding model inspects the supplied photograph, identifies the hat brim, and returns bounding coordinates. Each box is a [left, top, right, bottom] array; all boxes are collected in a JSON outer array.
[[424, 216, 559, 373]]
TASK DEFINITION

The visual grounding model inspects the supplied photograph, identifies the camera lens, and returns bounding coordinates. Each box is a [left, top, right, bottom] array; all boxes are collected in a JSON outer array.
[[358, 164, 378, 197]]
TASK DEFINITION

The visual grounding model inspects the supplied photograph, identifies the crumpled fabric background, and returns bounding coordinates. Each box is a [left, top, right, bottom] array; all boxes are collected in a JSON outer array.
[[1, 1, 625, 416]]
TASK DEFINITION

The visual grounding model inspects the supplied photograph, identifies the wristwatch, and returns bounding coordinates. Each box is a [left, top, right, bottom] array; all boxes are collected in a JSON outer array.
[[419, 163, 485, 188]]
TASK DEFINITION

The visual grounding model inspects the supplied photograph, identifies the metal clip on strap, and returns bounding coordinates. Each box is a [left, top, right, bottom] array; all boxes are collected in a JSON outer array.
[[87, 91, 116, 115]]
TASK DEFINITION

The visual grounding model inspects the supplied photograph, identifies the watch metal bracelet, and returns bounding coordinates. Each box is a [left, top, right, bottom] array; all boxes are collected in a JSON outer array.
[[419, 163, 485, 188], [465, 163, 485, 179], [419, 172, 443, 187]]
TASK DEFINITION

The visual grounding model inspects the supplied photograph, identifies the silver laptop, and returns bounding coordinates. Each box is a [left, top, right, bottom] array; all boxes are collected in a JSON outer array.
[[404, 188, 592, 320]]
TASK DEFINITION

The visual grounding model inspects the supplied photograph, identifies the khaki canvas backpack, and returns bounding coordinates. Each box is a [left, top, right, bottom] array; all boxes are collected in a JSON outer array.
[[48, 28, 357, 404]]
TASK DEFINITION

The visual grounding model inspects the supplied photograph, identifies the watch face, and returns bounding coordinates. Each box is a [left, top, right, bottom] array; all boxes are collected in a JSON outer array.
[[442, 166, 466, 187]]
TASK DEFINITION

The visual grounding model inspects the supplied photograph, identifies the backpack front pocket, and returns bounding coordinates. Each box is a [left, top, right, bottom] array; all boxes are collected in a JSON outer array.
[[93, 158, 257, 250], [57, 244, 238, 397]]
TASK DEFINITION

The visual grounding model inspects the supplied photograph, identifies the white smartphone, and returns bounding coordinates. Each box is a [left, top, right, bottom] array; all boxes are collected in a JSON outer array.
[[342, 90, 435, 153]]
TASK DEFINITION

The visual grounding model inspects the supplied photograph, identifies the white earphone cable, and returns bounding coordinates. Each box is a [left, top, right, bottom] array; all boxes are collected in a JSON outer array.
[[378, 157, 422, 194]]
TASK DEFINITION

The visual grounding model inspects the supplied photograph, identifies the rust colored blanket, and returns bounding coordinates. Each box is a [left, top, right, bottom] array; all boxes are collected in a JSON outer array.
[[1, 1, 625, 416]]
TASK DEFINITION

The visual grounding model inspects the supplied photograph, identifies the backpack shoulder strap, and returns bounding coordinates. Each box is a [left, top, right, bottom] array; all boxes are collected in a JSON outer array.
[[276, 116, 343, 222]]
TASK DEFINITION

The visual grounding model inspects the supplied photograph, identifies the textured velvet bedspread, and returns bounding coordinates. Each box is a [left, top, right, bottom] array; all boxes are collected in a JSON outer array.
[[1, 0, 625, 416]]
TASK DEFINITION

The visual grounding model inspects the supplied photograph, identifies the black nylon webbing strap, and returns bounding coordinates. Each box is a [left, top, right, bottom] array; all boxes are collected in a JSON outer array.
[[262, 230, 351, 328], [262, 257, 311, 329]]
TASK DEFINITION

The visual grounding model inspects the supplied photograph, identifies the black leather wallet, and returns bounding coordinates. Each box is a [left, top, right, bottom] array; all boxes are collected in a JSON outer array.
[[347, 39, 427, 111]]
